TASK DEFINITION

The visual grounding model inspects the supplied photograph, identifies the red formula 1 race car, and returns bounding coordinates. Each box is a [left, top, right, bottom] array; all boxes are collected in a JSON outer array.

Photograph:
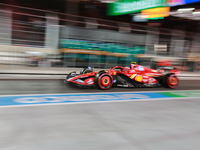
[[65, 64, 180, 90]]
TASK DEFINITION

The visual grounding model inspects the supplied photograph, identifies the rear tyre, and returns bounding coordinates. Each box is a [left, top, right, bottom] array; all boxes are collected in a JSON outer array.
[[163, 73, 179, 89], [94, 71, 113, 90]]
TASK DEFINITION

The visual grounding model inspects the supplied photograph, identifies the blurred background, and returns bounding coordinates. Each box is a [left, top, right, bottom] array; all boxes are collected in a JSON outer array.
[[1, 1, 200, 150], [0, 0, 200, 73]]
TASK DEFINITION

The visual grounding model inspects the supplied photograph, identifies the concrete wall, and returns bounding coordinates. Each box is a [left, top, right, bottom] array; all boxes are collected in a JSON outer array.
[[0, 44, 60, 54], [0, 9, 12, 45]]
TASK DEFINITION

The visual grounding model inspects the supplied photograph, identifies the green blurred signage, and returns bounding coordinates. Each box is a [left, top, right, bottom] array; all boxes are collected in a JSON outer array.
[[107, 0, 166, 16], [160, 91, 200, 98]]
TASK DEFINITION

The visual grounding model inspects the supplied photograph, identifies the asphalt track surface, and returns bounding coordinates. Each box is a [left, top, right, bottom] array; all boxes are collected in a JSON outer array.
[[0, 79, 199, 95], [1, 79, 200, 150]]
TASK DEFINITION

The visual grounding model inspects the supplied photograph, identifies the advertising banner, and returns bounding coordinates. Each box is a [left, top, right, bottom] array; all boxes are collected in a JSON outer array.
[[107, 0, 200, 16], [141, 7, 170, 18], [107, 0, 166, 15]]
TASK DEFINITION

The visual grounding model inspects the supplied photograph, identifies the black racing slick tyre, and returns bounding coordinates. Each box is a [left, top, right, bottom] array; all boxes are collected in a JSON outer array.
[[66, 71, 76, 81], [163, 73, 179, 89], [94, 71, 113, 90]]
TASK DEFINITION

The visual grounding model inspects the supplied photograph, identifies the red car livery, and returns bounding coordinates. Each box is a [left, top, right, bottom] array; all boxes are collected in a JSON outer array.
[[65, 64, 180, 90]]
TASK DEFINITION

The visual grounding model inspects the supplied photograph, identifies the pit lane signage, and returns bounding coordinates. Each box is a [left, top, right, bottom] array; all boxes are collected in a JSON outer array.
[[107, 0, 166, 16], [0, 90, 200, 107], [0, 92, 169, 107]]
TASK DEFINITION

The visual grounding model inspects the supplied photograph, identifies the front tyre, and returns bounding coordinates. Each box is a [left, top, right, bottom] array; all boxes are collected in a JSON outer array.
[[164, 73, 179, 89], [66, 71, 76, 79], [94, 72, 113, 90]]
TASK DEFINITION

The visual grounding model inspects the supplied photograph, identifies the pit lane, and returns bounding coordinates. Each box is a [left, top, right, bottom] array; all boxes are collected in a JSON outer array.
[[0, 79, 199, 95], [1, 79, 200, 150]]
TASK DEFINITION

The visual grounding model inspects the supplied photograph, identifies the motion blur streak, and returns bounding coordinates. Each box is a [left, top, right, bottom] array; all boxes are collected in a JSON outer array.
[[0, 0, 200, 150], [0, 2, 199, 71]]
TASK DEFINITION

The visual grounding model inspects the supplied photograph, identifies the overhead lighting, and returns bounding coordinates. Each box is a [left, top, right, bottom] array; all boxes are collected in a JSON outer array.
[[177, 8, 195, 12], [132, 14, 147, 22], [193, 11, 200, 16], [176, 13, 188, 17], [169, 12, 179, 15]]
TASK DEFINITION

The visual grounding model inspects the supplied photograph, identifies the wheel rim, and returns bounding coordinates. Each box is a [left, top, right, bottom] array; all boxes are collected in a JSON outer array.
[[101, 76, 111, 86], [98, 74, 113, 90], [169, 77, 178, 86], [168, 75, 178, 88]]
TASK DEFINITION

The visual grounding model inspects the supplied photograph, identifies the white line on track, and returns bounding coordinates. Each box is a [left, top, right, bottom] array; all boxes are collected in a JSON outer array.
[[0, 89, 200, 97], [0, 97, 199, 108]]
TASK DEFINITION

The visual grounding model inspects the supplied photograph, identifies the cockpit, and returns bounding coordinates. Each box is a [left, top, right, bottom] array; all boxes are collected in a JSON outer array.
[[130, 64, 145, 71]]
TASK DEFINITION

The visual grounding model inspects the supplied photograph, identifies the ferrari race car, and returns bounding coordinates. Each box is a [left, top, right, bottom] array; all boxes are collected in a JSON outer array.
[[65, 64, 180, 90]]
